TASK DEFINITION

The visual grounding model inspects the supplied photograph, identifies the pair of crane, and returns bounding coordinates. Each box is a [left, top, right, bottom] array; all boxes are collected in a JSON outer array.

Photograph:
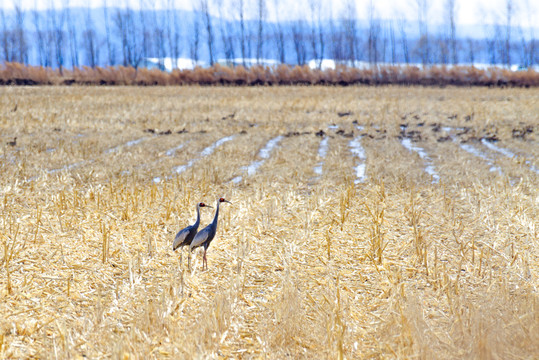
[[172, 197, 232, 270]]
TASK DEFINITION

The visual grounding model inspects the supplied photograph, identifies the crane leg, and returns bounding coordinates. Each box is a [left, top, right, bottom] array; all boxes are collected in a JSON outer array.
[[188, 250, 191, 271], [203, 250, 207, 270], [180, 250, 183, 268]]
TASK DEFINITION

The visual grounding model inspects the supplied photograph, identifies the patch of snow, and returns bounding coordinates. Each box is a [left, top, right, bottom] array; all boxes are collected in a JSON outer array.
[[200, 135, 235, 157], [401, 138, 440, 183], [232, 136, 283, 183], [231, 176, 243, 184], [481, 139, 539, 175], [314, 137, 329, 176], [441, 131, 504, 175], [258, 136, 283, 159], [105, 137, 147, 154], [349, 137, 367, 184], [165, 143, 186, 156], [318, 137, 329, 158], [481, 139, 515, 158], [171, 135, 236, 175]]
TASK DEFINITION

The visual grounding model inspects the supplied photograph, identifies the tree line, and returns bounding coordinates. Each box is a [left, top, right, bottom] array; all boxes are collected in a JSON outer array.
[[0, 0, 537, 72]]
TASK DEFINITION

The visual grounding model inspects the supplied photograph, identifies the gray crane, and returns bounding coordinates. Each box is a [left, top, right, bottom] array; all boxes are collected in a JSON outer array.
[[173, 202, 212, 267], [190, 197, 232, 270]]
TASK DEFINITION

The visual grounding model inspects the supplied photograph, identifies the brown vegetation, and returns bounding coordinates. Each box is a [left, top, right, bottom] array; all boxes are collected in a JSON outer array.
[[0, 86, 538, 358], [2, 62, 539, 87]]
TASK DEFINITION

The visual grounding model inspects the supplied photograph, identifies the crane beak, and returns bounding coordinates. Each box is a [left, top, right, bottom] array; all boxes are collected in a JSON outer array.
[[225, 200, 232, 204], [206, 205, 214, 208]]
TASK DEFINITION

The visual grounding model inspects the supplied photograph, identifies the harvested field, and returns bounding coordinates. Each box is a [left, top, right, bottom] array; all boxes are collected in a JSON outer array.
[[0, 86, 538, 359]]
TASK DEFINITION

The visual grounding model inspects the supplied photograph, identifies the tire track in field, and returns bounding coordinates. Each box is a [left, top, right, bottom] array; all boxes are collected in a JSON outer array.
[[441, 127, 504, 176], [154, 135, 236, 183], [400, 138, 440, 183], [133, 141, 190, 173], [458, 142, 503, 175], [12, 135, 159, 183], [46, 136, 155, 175], [444, 126, 536, 176], [313, 137, 329, 176], [349, 137, 367, 184], [231, 135, 283, 183], [104, 137, 149, 154], [481, 139, 539, 175]]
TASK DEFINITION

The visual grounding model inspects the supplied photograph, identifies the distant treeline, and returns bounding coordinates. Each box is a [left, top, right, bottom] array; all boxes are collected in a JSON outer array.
[[0, 2, 537, 70], [1, 62, 539, 87]]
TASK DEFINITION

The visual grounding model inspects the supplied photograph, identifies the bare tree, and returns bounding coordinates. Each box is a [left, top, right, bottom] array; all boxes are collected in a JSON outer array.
[[329, 14, 345, 63], [435, 33, 449, 64], [190, 7, 201, 65], [166, 0, 181, 69], [308, 0, 324, 68], [381, 23, 389, 63], [502, 0, 514, 67], [0, 7, 14, 63], [255, 0, 266, 64], [114, 7, 143, 68], [32, 4, 48, 66], [150, 1, 166, 69], [103, 0, 115, 65], [114, 8, 128, 66], [445, 0, 458, 65], [341, 0, 359, 65], [49, 1, 66, 73], [12, 1, 28, 64], [64, 0, 79, 68], [236, 0, 247, 65], [217, 0, 236, 64], [271, 0, 285, 64], [83, 5, 98, 67], [486, 23, 502, 65], [398, 18, 410, 64], [389, 20, 397, 64], [367, 0, 381, 64], [291, 19, 307, 65], [139, 0, 151, 63], [172, 0, 182, 63], [198, 0, 215, 65], [413, 0, 430, 66], [466, 37, 475, 65], [523, 0, 536, 66]]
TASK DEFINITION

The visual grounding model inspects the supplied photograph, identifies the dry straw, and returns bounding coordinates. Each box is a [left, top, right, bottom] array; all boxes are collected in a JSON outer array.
[[0, 86, 537, 358], [2, 62, 539, 86]]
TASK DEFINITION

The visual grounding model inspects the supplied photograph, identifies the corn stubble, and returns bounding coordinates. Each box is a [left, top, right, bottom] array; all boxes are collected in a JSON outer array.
[[0, 86, 538, 358]]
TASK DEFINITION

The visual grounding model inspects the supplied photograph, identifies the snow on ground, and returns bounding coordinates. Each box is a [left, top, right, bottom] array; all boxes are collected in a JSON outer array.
[[349, 137, 367, 184], [401, 138, 440, 183], [154, 135, 236, 183], [231, 135, 283, 183], [313, 137, 329, 176]]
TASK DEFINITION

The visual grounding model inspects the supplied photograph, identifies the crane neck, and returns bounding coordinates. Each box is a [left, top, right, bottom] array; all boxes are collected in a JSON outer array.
[[212, 200, 221, 227], [194, 203, 201, 228]]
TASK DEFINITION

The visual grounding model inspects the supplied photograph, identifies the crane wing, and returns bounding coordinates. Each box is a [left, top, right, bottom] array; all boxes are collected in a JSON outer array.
[[190, 228, 210, 249], [172, 227, 191, 251]]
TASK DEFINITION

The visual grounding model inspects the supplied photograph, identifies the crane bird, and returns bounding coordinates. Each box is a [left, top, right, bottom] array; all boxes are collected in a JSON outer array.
[[173, 202, 212, 268], [190, 197, 232, 270]]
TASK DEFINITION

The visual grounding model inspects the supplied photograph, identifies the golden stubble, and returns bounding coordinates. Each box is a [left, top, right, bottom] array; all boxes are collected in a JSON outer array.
[[0, 86, 538, 359]]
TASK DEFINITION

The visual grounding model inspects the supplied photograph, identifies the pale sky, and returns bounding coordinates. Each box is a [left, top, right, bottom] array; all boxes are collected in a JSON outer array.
[[1, 0, 537, 27]]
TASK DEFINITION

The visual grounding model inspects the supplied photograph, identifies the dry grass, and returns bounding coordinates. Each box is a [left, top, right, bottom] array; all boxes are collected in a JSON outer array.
[[2, 62, 539, 87], [0, 86, 538, 359]]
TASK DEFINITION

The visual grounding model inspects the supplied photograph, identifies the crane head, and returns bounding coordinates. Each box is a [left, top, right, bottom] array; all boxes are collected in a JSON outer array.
[[198, 202, 213, 208], [219, 197, 232, 204]]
